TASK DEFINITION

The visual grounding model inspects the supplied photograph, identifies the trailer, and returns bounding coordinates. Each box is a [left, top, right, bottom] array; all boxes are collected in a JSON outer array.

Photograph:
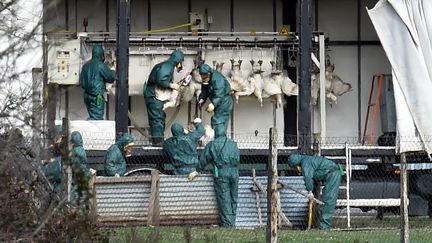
[[40, 0, 432, 225]]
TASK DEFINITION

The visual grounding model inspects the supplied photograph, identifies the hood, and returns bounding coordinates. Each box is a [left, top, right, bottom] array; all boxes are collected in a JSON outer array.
[[288, 154, 302, 167], [55, 125, 63, 135], [92, 44, 105, 61], [199, 64, 213, 75], [171, 123, 185, 137], [70, 131, 83, 147], [116, 133, 134, 149], [169, 50, 184, 65]]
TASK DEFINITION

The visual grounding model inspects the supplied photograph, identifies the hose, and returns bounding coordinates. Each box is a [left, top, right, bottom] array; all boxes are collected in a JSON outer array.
[[138, 23, 193, 34]]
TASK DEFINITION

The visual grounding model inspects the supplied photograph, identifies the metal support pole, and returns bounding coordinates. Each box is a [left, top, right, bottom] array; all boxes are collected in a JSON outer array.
[[282, 0, 298, 146], [318, 34, 326, 139], [65, 88, 69, 118], [346, 145, 351, 228], [298, 0, 312, 154], [115, 0, 130, 139], [400, 153, 410, 243], [266, 128, 278, 243]]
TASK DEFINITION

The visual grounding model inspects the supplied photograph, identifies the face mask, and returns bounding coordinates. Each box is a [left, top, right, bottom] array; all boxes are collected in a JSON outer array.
[[124, 142, 134, 156], [201, 74, 210, 83], [176, 63, 183, 72]]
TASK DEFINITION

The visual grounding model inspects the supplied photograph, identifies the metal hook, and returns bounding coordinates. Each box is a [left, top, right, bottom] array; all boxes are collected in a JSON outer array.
[[232, 38, 242, 61], [159, 37, 165, 50], [139, 38, 150, 66], [179, 37, 183, 49], [198, 37, 203, 50], [251, 37, 263, 61]]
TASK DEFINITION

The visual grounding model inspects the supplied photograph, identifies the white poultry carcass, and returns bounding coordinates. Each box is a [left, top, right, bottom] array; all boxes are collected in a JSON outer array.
[[181, 68, 202, 103], [274, 73, 298, 96], [199, 124, 215, 147], [156, 87, 179, 111], [234, 80, 254, 103], [331, 74, 352, 97], [234, 61, 259, 103], [311, 63, 353, 105], [157, 72, 193, 110], [212, 60, 225, 72], [228, 59, 248, 93], [263, 71, 284, 107], [245, 60, 265, 106]]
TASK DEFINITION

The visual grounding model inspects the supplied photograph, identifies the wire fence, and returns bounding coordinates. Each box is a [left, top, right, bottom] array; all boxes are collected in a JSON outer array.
[[3, 125, 432, 242], [68, 128, 431, 242]]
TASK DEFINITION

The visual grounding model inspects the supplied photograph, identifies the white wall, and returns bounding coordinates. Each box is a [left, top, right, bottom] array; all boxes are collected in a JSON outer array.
[[316, 0, 391, 138], [191, 0, 230, 31]]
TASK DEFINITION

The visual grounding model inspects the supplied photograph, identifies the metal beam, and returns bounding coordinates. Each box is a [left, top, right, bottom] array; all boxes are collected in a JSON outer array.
[[282, 0, 298, 146], [115, 0, 130, 138], [298, 0, 312, 154]]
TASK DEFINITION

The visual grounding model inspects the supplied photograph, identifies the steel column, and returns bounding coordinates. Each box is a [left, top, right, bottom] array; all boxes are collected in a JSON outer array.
[[115, 0, 130, 138], [298, 0, 312, 154]]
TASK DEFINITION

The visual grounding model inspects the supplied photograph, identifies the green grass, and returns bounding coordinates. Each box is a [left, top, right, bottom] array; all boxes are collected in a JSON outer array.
[[332, 216, 432, 229], [111, 226, 432, 243]]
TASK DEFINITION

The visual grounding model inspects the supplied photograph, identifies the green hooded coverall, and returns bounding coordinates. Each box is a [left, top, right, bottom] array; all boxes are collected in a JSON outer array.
[[287, 154, 342, 229], [42, 157, 62, 191], [163, 122, 204, 175], [198, 64, 233, 138], [104, 133, 134, 176], [79, 44, 116, 120], [197, 129, 240, 227], [144, 50, 185, 145], [70, 131, 92, 204], [42, 125, 64, 191]]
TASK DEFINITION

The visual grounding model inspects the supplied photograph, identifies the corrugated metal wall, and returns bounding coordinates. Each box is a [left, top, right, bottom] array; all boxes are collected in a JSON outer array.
[[236, 176, 308, 228], [95, 177, 151, 222], [95, 175, 308, 228], [159, 175, 219, 225]]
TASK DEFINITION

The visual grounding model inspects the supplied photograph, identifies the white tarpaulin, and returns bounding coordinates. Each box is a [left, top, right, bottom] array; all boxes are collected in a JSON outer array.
[[367, 0, 432, 157]]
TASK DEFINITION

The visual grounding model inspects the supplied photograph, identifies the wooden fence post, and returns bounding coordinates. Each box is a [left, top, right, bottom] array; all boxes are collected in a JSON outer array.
[[148, 170, 160, 226], [60, 117, 71, 201], [400, 153, 409, 243], [266, 128, 278, 243]]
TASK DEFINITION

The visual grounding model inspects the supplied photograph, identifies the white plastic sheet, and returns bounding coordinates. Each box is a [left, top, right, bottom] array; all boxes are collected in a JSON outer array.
[[368, 0, 432, 157]]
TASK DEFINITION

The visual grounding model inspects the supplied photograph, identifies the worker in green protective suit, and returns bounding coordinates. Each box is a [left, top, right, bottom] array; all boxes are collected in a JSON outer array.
[[188, 129, 240, 227], [79, 44, 116, 120], [104, 133, 134, 176], [287, 154, 342, 229], [163, 117, 205, 175], [144, 50, 184, 145], [70, 131, 92, 205], [42, 125, 64, 191], [42, 157, 62, 191], [198, 64, 233, 137]]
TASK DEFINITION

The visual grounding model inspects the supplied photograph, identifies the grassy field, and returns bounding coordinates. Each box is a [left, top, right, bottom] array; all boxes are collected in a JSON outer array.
[[112, 226, 432, 243]]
